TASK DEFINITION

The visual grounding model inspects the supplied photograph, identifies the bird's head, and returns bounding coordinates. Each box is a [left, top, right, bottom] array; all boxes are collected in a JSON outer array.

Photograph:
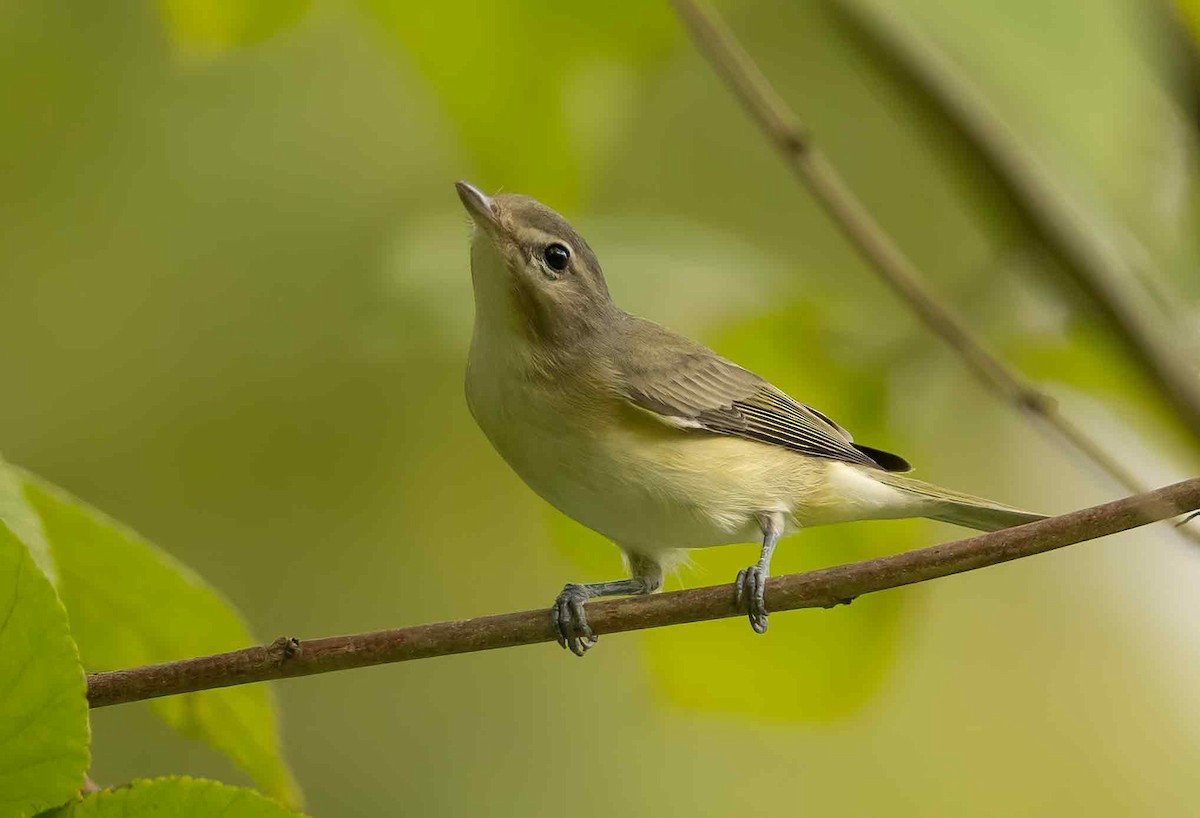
[[455, 181, 615, 344]]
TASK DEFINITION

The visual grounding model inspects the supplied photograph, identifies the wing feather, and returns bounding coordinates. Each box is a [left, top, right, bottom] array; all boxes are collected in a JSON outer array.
[[616, 333, 909, 472]]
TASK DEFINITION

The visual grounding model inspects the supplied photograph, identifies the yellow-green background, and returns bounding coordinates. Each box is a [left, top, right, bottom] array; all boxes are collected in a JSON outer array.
[[3, 0, 1200, 814]]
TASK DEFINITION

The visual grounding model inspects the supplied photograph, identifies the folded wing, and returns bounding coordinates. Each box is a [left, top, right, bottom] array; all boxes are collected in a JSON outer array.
[[616, 326, 910, 473]]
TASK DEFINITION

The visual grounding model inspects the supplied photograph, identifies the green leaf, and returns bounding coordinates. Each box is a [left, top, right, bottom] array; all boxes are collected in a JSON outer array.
[[21, 479, 301, 809], [156, 0, 312, 57], [0, 520, 89, 818], [359, 0, 675, 205], [45, 777, 306, 817], [0, 455, 55, 585]]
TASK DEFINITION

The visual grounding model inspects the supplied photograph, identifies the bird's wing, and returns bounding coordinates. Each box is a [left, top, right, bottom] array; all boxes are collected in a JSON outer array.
[[616, 328, 910, 472]]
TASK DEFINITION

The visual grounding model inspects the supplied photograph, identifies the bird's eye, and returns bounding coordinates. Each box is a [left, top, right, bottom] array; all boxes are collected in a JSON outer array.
[[543, 243, 570, 272]]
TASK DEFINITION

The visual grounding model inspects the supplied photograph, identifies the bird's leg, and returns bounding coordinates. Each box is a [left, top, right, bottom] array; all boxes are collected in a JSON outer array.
[[552, 552, 663, 657], [735, 512, 785, 634]]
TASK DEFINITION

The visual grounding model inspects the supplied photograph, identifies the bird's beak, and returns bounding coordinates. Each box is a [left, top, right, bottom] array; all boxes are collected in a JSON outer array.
[[455, 181, 498, 229]]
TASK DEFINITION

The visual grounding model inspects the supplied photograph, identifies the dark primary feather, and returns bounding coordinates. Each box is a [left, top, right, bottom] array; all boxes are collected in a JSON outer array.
[[614, 317, 911, 472]]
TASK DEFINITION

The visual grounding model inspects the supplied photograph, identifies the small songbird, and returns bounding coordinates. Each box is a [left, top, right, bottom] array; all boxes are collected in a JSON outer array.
[[455, 181, 1044, 655]]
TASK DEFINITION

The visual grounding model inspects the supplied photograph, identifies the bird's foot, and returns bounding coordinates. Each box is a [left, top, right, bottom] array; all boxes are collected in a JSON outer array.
[[552, 583, 597, 656], [734, 565, 769, 634]]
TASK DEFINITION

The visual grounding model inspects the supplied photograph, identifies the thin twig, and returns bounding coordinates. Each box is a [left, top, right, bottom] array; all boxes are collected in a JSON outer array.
[[668, 0, 1200, 546], [86, 478, 1200, 708], [830, 0, 1200, 444]]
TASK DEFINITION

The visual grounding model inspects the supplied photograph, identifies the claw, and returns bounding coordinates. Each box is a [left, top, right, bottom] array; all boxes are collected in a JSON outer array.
[[553, 596, 570, 650], [735, 565, 769, 634], [551, 584, 596, 656]]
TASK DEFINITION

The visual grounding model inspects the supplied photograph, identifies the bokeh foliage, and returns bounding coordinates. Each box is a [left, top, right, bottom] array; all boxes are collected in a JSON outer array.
[[157, 0, 312, 56], [1, 0, 1198, 815]]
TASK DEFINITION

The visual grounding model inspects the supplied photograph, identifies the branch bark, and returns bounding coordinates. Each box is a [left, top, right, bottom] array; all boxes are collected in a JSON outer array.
[[87, 478, 1200, 709], [830, 0, 1200, 444], [667, 0, 1200, 546]]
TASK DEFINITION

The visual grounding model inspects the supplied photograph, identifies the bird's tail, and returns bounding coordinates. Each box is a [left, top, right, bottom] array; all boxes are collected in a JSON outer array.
[[874, 472, 1047, 532]]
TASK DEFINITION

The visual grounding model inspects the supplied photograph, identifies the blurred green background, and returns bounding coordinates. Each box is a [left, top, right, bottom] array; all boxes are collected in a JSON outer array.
[[4, 0, 1200, 814]]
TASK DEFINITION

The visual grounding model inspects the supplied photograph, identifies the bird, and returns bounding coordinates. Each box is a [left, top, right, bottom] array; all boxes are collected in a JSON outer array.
[[455, 181, 1045, 656]]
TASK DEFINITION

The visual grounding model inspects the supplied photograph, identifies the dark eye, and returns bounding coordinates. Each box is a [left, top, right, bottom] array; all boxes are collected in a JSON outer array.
[[543, 243, 570, 272]]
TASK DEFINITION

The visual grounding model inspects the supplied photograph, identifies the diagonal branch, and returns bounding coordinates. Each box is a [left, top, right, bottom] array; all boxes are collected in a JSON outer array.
[[87, 478, 1200, 709], [830, 0, 1200, 444], [667, 0, 1200, 546]]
